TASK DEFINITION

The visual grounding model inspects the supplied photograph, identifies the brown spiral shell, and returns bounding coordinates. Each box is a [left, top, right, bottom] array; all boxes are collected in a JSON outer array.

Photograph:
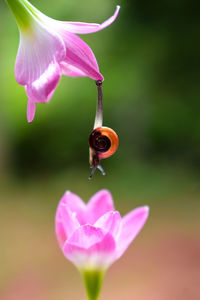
[[89, 127, 119, 159]]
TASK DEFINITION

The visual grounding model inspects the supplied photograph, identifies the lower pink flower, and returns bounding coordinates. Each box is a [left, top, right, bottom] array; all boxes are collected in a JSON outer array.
[[55, 190, 149, 271]]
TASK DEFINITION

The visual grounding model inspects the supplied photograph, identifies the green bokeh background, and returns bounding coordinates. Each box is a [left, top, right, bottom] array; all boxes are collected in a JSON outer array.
[[0, 0, 200, 299]]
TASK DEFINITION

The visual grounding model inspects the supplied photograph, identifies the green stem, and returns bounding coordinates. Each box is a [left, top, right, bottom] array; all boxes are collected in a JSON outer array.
[[5, 0, 32, 30], [19, 0, 44, 20], [82, 270, 105, 300]]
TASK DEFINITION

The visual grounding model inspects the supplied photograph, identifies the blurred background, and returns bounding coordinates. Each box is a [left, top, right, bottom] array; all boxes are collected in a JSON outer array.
[[0, 0, 200, 299]]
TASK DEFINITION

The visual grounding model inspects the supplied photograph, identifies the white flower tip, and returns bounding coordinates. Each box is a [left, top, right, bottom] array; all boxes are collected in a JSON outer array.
[[110, 6, 120, 24], [143, 206, 150, 216], [65, 190, 71, 195], [114, 6, 120, 17], [27, 118, 33, 123]]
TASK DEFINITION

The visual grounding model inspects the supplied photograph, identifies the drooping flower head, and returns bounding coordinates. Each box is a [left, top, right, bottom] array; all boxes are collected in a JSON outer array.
[[5, 0, 120, 122], [55, 190, 149, 300]]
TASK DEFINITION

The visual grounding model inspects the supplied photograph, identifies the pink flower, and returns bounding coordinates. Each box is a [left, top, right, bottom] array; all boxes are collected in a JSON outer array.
[[55, 190, 149, 299], [5, 0, 120, 122]]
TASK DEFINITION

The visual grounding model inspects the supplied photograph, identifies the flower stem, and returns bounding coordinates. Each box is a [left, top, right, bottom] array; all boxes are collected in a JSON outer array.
[[5, 0, 32, 31], [82, 270, 104, 300]]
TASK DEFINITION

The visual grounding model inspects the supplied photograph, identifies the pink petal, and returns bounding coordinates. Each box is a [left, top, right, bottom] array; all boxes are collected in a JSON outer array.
[[55, 204, 80, 248], [56, 191, 87, 225], [56, 190, 115, 229], [27, 98, 36, 123], [63, 225, 116, 269], [15, 23, 66, 86], [60, 62, 86, 77], [61, 6, 120, 34], [57, 30, 103, 81], [116, 206, 149, 259], [94, 211, 121, 239], [55, 191, 84, 247], [87, 190, 114, 224], [55, 221, 67, 250], [67, 225, 105, 249], [25, 62, 61, 103]]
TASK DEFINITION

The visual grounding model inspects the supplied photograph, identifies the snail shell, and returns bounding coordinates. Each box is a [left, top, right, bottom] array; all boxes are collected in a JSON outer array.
[[89, 127, 119, 160]]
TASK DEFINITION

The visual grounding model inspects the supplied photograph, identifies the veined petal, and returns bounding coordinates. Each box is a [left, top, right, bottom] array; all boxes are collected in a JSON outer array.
[[56, 191, 87, 225], [87, 190, 114, 224], [56, 30, 103, 81], [15, 21, 66, 86], [116, 206, 149, 259], [25, 62, 61, 103], [55, 192, 83, 248], [56, 220, 68, 250], [55, 204, 80, 248], [61, 6, 120, 34], [27, 98, 36, 122], [67, 225, 105, 249], [63, 225, 116, 269], [94, 211, 121, 240], [60, 62, 86, 77]]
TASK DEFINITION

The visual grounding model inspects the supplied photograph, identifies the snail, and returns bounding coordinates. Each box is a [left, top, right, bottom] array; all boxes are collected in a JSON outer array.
[[89, 126, 119, 177], [88, 81, 119, 179]]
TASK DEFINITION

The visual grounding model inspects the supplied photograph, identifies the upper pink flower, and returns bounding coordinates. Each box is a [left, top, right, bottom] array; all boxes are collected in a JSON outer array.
[[55, 190, 149, 271], [5, 0, 120, 122]]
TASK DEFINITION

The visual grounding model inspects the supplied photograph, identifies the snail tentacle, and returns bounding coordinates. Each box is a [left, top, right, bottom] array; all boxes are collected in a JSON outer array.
[[88, 164, 105, 180]]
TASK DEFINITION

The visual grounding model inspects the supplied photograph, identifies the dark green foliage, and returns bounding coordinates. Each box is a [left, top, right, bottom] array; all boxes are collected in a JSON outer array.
[[1, 0, 200, 176]]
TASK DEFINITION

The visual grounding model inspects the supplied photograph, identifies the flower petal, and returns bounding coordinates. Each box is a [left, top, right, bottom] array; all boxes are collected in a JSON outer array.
[[116, 206, 149, 259], [67, 225, 105, 249], [55, 221, 67, 250], [94, 211, 121, 240], [15, 21, 66, 86], [63, 224, 116, 269], [87, 190, 114, 224], [60, 62, 86, 77], [27, 98, 36, 122], [56, 30, 103, 81], [25, 62, 61, 103], [61, 6, 120, 34], [55, 204, 80, 248], [57, 191, 87, 225]]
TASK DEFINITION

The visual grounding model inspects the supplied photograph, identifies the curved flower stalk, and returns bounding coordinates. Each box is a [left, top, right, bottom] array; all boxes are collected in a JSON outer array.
[[55, 190, 149, 300], [5, 0, 120, 122]]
